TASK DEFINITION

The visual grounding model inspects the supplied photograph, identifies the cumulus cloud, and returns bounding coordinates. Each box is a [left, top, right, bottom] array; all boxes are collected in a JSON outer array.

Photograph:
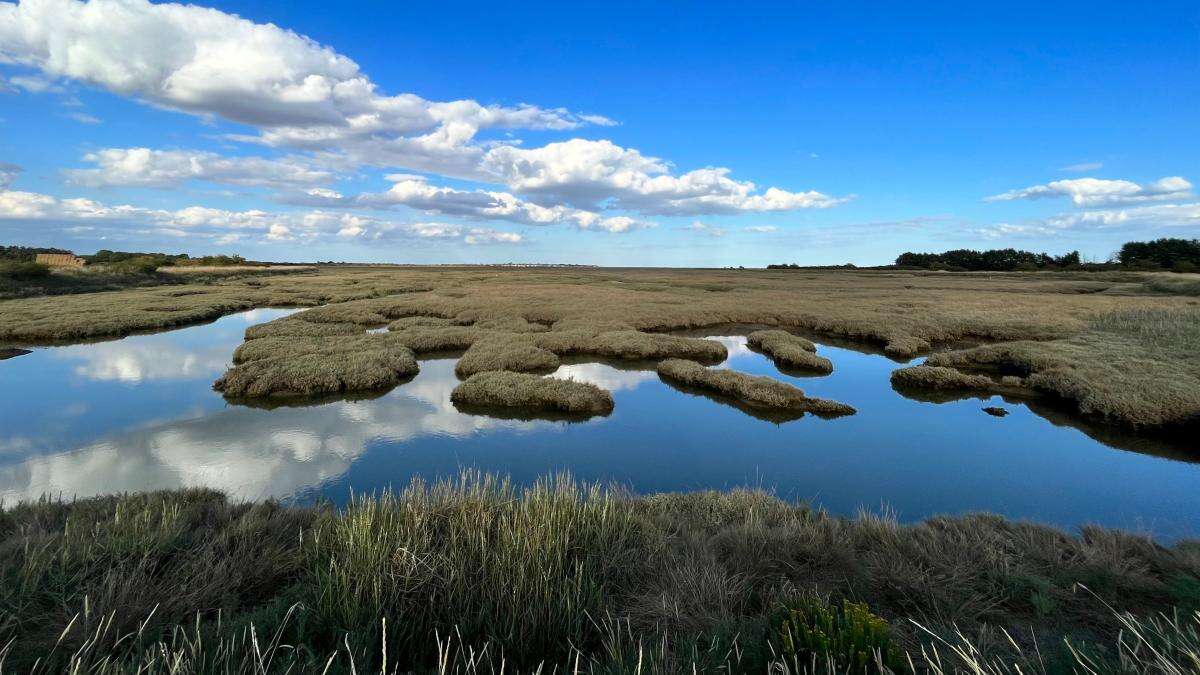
[[977, 202, 1200, 238], [293, 174, 653, 232], [985, 177, 1193, 207], [480, 139, 850, 215], [0, 185, 524, 245], [0, 0, 847, 228], [66, 147, 334, 188], [0, 0, 605, 176]]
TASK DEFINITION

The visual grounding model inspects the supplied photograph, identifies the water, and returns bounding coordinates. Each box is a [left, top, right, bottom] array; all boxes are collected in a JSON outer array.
[[2, 309, 1198, 540]]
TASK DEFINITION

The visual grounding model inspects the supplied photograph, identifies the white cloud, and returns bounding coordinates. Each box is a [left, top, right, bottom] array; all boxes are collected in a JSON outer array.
[[67, 147, 333, 188], [294, 174, 653, 233], [977, 202, 1200, 238], [6, 72, 62, 93], [0, 0, 603, 176], [744, 225, 778, 233], [1059, 161, 1103, 173], [481, 139, 850, 215], [985, 176, 1193, 207], [683, 220, 725, 237], [0, 0, 846, 228], [0, 185, 525, 245], [65, 111, 100, 124]]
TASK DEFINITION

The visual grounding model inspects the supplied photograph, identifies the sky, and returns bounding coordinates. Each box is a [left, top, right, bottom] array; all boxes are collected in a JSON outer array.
[[0, 0, 1197, 266]]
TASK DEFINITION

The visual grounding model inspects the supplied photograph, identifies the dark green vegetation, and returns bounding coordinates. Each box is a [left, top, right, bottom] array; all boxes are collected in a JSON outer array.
[[657, 358, 855, 417], [892, 238, 1200, 273], [1118, 238, 1200, 272], [1, 476, 1198, 673], [894, 248, 1082, 271], [0, 245, 72, 261], [451, 371, 614, 416]]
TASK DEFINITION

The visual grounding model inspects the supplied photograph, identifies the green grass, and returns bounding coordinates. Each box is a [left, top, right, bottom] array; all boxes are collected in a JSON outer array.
[[657, 358, 856, 417], [2, 474, 1199, 672]]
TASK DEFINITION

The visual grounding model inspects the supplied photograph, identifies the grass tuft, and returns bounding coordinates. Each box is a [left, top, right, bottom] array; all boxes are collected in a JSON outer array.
[[657, 358, 856, 417]]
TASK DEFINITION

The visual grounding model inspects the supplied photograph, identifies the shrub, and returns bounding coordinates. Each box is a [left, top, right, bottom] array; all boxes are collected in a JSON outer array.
[[770, 597, 905, 673], [107, 256, 163, 274], [0, 261, 50, 279]]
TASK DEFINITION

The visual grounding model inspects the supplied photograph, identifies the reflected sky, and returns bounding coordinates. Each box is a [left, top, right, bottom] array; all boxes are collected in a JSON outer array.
[[2, 310, 1198, 541]]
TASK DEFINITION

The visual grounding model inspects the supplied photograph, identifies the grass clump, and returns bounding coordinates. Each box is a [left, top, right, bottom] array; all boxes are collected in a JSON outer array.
[[657, 358, 856, 418], [454, 335, 561, 377], [216, 338, 418, 398], [890, 364, 1000, 391], [451, 371, 614, 416], [748, 329, 834, 374], [771, 596, 905, 673]]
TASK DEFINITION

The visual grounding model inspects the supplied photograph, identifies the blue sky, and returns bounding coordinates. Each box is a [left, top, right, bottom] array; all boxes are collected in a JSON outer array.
[[1, 0, 1197, 266]]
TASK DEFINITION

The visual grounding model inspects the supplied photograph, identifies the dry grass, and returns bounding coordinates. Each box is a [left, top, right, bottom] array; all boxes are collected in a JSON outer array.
[[4, 265, 1197, 427], [890, 364, 1002, 391], [451, 371, 615, 415], [216, 335, 418, 398], [747, 329, 834, 374], [657, 358, 856, 417], [923, 307, 1200, 427], [2, 475, 1198, 672], [455, 335, 561, 377]]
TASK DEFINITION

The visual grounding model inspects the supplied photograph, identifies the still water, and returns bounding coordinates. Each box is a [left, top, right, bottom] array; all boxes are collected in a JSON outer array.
[[2, 309, 1198, 540]]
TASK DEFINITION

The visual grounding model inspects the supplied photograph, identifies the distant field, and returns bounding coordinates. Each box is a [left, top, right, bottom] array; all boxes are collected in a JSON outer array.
[[1, 265, 1197, 431], [159, 264, 319, 274]]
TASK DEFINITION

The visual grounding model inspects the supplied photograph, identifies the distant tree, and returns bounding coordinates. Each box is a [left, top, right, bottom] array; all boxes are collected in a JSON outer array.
[[0, 245, 71, 262], [1117, 238, 1200, 270], [895, 248, 1081, 271]]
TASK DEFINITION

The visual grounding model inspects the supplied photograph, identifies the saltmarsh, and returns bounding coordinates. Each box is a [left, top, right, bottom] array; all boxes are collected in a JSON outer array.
[[2, 265, 1198, 429], [1, 473, 1198, 673]]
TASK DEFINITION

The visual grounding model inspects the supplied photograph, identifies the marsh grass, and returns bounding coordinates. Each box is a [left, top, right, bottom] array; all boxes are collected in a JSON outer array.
[[925, 306, 1200, 427], [889, 364, 1003, 392], [2, 475, 1199, 672], [5, 266, 1198, 427], [216, 336, 419, 398], [455, 336, 561, 377], [656, 359, 855, 418], [451, 371, 614, 415], [747, 329, 834, 374]]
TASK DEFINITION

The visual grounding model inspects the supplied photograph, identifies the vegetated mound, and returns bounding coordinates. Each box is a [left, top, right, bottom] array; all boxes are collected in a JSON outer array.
[[216, 335, 418, 398], [656, 359, 855, 418], [451, 371, 614, 416], [747, 329, 833, 374], [922, 307, 1200, 428], [455, 336, 561, 377], [889, 364, 999, 391]]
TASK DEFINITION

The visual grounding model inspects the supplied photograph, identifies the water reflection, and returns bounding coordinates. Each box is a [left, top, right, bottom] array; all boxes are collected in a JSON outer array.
[[1, 311, 1198, 541]]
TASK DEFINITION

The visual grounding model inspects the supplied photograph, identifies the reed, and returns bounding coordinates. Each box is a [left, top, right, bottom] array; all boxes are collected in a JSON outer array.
[[2, 475, 1198, 672]]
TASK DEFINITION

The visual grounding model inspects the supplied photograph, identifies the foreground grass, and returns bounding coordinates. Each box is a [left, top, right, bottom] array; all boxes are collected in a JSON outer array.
[[1, 474, 1198, 673]]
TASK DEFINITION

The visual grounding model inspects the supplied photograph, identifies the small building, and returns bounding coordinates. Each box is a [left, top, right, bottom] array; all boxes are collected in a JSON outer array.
[[35, 253, 86, 268]]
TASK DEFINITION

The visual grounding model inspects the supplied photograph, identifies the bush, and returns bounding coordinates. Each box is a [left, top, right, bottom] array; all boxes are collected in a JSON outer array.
[[107, 256, 163, 274], [0, 261, 50, 279], [770, 597, 905, 673]]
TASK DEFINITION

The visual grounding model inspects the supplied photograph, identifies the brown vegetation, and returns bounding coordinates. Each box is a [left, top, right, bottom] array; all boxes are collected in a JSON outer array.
[[217, 334, 418, 398], [747, 329, 834, 374], [657, 358, 856, 417], [3, 265, 1197, 428], [451, 371, 614, 415]]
